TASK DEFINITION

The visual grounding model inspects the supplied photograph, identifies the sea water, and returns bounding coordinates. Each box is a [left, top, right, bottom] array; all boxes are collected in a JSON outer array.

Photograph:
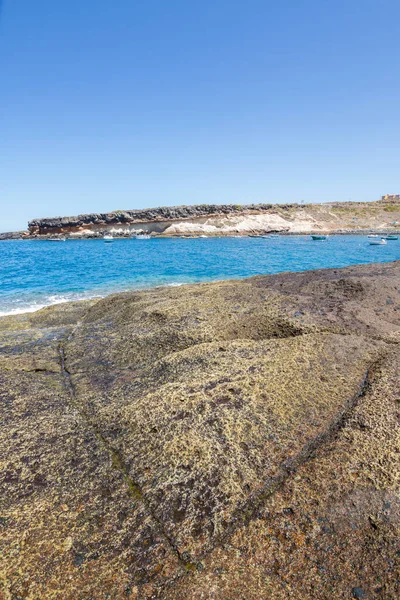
[[0, 236, 399, 316]]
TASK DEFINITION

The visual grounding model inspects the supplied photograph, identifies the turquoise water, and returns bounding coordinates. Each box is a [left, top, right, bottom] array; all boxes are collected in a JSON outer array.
[[0, 236, 399, 316]]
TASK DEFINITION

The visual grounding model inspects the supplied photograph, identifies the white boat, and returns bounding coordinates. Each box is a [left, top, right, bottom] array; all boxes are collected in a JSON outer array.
[[367, 234, 379, 238], [135, 233, 151, 239], [104, 235, 114, 243], [369, 238, 387, 245], [48, 237, 66, 242]]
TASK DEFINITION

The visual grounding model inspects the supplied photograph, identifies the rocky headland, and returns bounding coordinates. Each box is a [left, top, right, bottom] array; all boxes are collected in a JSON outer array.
[[1, 261, 399, 598], [0, 231, 30, 241], [20, 197, 400, 238]]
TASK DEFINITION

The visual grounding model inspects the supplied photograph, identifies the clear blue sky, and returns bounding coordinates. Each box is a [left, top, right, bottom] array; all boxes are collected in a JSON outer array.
[[1, 0, 399, 231]]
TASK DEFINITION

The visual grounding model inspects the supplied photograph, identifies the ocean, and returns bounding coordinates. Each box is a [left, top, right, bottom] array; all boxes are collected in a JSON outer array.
[[0, 235, 399, 316]]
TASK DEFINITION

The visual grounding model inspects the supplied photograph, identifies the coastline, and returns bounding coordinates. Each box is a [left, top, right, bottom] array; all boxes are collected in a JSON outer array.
[[1, 258, 400, 320], [2, 226, 400, 241], [2, 197, 400, 240], [0, 283, 184, 318], [1, 232, 400, 317]]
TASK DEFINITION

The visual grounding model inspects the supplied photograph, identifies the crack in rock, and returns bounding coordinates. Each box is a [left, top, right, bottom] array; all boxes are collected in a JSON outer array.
[[58, 342, 197, 573]]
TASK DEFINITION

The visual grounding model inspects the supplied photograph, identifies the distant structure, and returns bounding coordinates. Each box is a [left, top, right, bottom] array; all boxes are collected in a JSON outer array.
[[381, 194, 400, 201]]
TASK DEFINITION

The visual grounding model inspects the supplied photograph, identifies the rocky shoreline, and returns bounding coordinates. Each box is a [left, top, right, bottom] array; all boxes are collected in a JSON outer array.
[[3, 228, 400, 241], [0, 230, 30, 241], [1, 261, 399, 598]]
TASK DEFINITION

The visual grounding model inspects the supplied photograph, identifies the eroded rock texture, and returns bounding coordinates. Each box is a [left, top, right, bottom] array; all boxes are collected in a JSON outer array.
[[1, 262, 399, 599]]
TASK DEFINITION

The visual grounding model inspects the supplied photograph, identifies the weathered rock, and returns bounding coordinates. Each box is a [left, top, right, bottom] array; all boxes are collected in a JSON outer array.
[[0, 261, 399, 598], [0, 231, 28, 240]]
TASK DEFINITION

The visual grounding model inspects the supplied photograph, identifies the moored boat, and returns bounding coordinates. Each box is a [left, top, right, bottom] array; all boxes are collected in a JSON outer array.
[[369, 238, 387, 245], [311, 235, 327, 241], [104, 234, 114, 243], [382, 235, 398, 240]]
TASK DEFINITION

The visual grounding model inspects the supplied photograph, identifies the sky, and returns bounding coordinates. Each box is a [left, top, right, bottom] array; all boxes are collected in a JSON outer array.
[[1, 1, 400, 232]]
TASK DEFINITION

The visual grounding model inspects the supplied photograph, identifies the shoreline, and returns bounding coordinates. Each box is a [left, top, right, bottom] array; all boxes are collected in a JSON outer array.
[[1, 228, 400, 240], [2, 258, 399, 319]]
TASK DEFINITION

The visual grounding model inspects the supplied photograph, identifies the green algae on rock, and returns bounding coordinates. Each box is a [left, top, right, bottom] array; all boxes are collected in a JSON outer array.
[[1, 261, 399, 599]]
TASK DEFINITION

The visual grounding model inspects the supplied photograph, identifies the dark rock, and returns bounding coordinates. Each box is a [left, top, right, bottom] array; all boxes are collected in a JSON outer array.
[[351, 587, 366, 598], [73, 552, 86, 567], [0, 231, 28, 240]]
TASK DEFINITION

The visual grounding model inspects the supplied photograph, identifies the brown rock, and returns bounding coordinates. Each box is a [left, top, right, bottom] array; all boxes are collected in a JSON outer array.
[[0, 261, 399, 598]]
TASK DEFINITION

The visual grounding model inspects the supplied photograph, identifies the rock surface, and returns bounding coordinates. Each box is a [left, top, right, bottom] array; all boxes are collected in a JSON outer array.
[[0, 231, 29, 240], [1, 262, 399, 599], [26, 198, 400, 237]]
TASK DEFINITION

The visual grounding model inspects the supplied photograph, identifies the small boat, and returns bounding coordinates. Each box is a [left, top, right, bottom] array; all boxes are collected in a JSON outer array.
[[134, 233, 151, 239], [367, 234, 379, 238], [262, 233, 280, 238], [48, 237, 66, 242], [104, 235, 114, 243], [383, 235, 398, 241], [311, 235, 327, 241], [369, 238, 387, 245]]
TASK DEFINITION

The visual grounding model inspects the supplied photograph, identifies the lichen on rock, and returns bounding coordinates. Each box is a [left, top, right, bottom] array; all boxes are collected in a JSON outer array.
[[1, 261, 399, 599]]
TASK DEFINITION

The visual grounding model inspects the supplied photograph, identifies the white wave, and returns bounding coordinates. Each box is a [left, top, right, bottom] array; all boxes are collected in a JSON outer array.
[[0, 304, 52, 317], [0, 293, 104, 317], [0, 281, 190, 318]]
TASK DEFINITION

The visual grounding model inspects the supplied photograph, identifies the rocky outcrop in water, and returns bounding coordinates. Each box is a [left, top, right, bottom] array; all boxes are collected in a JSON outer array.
[[1, 261, 399, 598], [0, 231, 29, 240]]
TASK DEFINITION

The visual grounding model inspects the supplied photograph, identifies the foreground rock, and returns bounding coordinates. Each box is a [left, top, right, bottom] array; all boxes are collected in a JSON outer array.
[[0, 262, 399, 599]]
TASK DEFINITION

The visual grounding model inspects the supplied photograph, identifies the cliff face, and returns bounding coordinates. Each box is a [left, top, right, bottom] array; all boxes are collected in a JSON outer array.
[[27, 199, 400, 237], [1, 261, 399, 598], [28, 204, 278, 233]]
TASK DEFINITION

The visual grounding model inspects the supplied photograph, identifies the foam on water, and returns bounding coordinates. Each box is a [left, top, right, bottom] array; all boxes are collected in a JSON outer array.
[[0, 292, 104, 317]]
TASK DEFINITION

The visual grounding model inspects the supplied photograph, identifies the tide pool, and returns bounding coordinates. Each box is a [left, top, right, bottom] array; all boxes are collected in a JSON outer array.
[[0, 235, 399, 316]]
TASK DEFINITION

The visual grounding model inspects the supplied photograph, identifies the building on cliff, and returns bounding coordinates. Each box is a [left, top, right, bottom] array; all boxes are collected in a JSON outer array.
[[381, 194, 400, 201]]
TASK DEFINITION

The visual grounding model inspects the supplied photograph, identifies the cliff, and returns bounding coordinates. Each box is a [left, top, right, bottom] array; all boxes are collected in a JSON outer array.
[[1, 261, 399, 598], [27, 198, 400, 237]]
